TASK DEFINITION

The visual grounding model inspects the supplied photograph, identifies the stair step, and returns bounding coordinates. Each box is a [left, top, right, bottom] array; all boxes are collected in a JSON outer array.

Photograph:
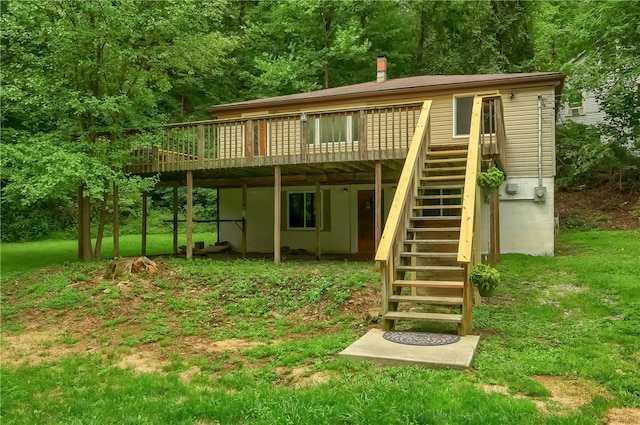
[[388, 295, 463, 305], [421, 175, 466, 182], [397, 265, 464, 272], [413, 205, 462, 210], [410, 216, 462, 221], [424, 166, 467, 173], [419, 184, 464, 191], [416, 194, 462, 200], [406, 227, 461, 232], [427, 149, 468, 157], [393, 279, 464, 289], [384, 311, 462, 324], [425, 157, 467, 164], [400, 251, 457, 257], [404, 239, 458, 244]]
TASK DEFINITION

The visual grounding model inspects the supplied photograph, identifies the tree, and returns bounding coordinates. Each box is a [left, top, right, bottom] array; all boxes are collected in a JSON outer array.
[[1, 0, 235, 259]]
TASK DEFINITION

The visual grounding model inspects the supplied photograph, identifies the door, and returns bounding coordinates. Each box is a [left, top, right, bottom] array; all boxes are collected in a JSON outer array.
[[357, 190, 376, 253], [244, 121, 267, 157]]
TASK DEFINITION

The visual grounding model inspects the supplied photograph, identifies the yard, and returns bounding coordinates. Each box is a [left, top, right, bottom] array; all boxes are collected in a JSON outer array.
[[1, 230, 639, 424]]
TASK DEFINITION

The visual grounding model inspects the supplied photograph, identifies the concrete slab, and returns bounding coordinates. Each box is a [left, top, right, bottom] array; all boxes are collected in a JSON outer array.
[[339, 329, 480, 369]]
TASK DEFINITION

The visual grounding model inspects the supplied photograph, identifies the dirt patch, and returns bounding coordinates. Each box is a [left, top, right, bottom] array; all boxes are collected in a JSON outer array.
[[606, 408, 640, 425], [1, 326, 99, 367], [555, 184, 640, 230], [478, 376, 612, 415], [117, 348, 169, 374], [533, 375, 612, 413], [179, 366, 202, 383], [274, 366, 332, 388]]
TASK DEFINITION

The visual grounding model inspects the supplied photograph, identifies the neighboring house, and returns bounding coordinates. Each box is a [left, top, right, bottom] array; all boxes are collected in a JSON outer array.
[[128, 59, 564, 334], [559, 53, 606, 126]]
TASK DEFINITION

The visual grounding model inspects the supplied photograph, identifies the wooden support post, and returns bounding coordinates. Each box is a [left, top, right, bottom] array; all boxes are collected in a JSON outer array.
[[315, 181, 321, 261], [375, 161, 382, 252], [241, 183, 247, 257], [489, 193, 498, 267], [78, 186, 83, 260], [274, 165, 281, 265], [141, 192, 147, 256], [216, 188, 220, 244], [172, 185, 179, 256], [186, 170, 193, 260], [460, 263, 474, 336], [494, 192, 501, 263], [113, 183, 120, 258]]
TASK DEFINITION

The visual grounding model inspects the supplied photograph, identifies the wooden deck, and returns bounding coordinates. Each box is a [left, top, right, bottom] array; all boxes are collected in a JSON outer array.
[[127, 103, 422, 175]]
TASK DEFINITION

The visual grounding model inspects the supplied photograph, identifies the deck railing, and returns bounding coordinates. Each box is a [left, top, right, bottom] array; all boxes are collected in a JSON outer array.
[[128, 103, 422, 173], [374, 100, 432, 322]]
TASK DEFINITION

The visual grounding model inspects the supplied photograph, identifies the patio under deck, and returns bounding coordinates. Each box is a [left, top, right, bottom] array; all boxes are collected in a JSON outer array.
[[339, 329, 480, 369]]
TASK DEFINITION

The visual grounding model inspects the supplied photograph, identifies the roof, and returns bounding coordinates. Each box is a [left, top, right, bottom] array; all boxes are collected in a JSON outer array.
[[209, 72, 564, 114]]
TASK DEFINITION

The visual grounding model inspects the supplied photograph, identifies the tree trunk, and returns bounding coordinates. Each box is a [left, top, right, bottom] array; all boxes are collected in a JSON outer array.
[[94, 181, 109, 261], [78, 186, 93, 261]]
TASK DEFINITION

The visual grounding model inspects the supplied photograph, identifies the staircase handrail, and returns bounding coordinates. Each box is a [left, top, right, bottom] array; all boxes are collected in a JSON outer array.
[[457, 96, 486, 264], [375, 100, 432, 264]]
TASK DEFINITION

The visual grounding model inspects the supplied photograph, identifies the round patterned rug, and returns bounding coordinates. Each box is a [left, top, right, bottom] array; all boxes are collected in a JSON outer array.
[[382, 331, 461, 346]]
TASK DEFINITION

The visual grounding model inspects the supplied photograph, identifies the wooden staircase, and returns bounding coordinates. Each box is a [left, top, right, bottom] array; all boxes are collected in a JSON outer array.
[[385, 146, 468, 332], [376, 95, 506, 337]]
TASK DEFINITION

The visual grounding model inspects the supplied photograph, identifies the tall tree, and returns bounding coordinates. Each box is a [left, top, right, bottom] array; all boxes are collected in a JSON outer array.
[[1, 0, 235, 259]]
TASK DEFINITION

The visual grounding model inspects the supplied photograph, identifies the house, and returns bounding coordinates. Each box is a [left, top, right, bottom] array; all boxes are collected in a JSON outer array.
[[128, 58, 564, 334]]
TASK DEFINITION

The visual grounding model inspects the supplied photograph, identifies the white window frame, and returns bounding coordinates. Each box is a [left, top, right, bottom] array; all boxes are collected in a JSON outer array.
[[453, 95, 496, 138], [309, 115, 359, 145], [287, 191, 323, 230]]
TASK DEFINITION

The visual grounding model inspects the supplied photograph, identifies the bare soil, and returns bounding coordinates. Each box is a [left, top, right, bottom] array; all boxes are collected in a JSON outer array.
[[555, 183, 640, 229]]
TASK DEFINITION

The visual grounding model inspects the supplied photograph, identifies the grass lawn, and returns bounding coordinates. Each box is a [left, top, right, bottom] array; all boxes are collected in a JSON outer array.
[[0, 233, 215, 278], [1, 230, 639, 424]]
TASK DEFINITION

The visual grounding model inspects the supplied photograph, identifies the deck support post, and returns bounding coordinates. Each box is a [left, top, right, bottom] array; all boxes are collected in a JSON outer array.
[[216, 188, 220, 244], [241, 183, 247, 257], [375, 161, 382, 252], [315, 181, 321, 261], [186, 170, 193, 260], [172, 184, 179, 256], [141, 191, 147, 256], [274, 165, 281, 265], [113, 183, 120, 258], [461, 263, 473, 336], [489, 192, 500, 267]]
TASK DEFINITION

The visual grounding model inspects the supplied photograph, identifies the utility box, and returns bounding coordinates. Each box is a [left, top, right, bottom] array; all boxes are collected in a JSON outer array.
[[506, 182, 519, 194], [534, 186, 547, 203]]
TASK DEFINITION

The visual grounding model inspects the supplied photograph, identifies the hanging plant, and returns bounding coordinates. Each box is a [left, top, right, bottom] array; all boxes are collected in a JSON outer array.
[[477, 167, 505, 192], [469, 263, 500, 297]]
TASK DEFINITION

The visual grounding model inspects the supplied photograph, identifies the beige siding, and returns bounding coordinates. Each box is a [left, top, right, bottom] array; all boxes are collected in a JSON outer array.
[[501, 87, 556, 177]]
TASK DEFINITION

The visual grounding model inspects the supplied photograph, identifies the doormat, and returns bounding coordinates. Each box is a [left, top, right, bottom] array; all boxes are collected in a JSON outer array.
[[382, 331, 461, 346]]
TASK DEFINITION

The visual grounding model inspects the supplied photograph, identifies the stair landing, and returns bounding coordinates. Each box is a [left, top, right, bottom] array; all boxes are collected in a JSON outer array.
[[339, 329, 480, 369]]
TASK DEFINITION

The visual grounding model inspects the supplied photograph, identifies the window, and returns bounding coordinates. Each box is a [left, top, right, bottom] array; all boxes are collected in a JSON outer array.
[[308, 114, 359, 144], [288, 192, 321, 229], [454, 96, 496, 137]]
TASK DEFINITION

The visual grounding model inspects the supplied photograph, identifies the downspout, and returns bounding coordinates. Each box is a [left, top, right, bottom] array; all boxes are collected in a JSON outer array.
[[537, 96, 543, 187]]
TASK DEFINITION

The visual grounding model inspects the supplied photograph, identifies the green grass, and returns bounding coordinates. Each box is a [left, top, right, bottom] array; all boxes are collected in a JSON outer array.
[[1, 229, 639, 424], [0, 233, 215, 278]]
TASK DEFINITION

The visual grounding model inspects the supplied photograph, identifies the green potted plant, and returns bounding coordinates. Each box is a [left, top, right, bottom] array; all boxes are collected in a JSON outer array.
[[469, 263, 500, 297], [476, 166, 505, 193]]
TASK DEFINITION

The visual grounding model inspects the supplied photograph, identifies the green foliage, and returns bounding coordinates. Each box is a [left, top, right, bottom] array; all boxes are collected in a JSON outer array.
[[476, 167, 505, 190], [469, 264, 500, 291], [555, 122, 609, 189]]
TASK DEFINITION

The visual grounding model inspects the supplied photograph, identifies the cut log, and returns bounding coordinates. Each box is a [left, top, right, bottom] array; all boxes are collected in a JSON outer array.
[[104, 256, 157, 279]]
